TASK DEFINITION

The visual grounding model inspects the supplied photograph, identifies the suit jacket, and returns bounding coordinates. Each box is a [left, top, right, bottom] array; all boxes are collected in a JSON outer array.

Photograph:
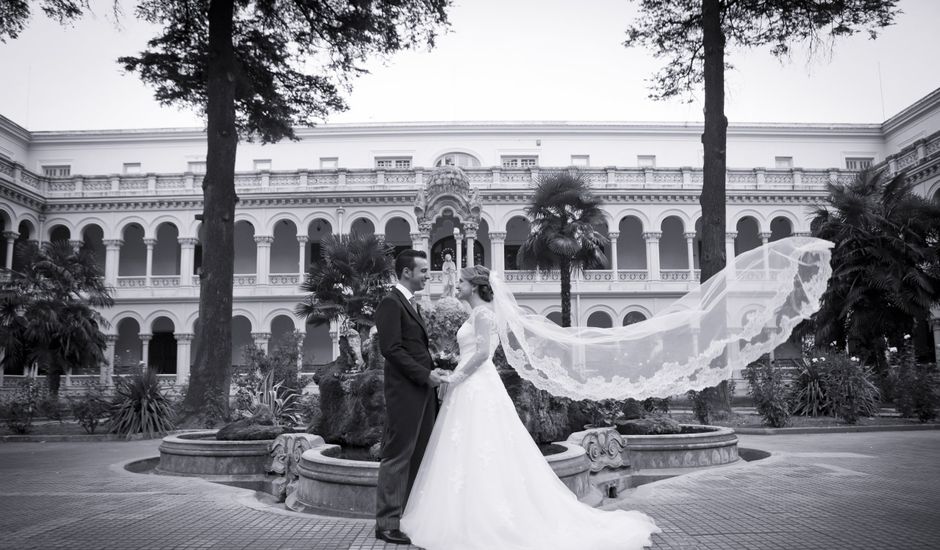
[[374, 288, 436, 430]]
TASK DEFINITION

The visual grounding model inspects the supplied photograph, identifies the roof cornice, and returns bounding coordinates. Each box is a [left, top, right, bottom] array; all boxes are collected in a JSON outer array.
[[882, 87, 940, 137], [0, 115, 32, 145], [23, 120, 885, 144]]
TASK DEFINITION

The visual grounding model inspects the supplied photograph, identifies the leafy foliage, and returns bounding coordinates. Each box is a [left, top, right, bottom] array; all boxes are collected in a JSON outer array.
[[425, 296, 470, 370], [108, 369, 176, 438], [687, 386, 720, 425], [239, 331, 303, 391], [743, 357, 791, 428], [296, 233, 395, 336], [811, 170, 940, 371], [0, 241, 113, 395], [792, 360, 831, 417], [0, 380, 45, 434], [518, 172, 608, 327], [0, 0, 91, 43], [891, 337, 940, 422], [623, 0, 900, 101], [67, 385, 111, 434], [120, 0, 450, 143]]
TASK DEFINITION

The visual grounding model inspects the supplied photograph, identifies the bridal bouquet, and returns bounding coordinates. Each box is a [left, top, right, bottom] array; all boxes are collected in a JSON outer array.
[[425, 296, 469, 372]]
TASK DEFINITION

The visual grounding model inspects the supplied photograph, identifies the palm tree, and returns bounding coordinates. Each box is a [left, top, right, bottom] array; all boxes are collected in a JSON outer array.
[[811, 169, 940, 374], [0, 240, 114, 395], [295, 233, 395, 339], [517, 172, 609, 327]]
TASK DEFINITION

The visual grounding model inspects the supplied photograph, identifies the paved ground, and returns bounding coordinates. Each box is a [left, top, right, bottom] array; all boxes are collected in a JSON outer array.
[[0, 431, 938, 549]]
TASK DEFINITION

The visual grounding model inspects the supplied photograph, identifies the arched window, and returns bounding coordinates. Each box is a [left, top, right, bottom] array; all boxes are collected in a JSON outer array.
[[434, 152, 481, 168]]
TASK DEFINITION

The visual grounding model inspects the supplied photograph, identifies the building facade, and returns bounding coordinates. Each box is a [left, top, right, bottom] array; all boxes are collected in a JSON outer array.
[[1, 89, 939, 391]]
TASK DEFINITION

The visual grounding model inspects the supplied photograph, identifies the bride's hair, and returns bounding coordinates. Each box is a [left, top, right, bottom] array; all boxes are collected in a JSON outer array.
[[461, 265, 494, 302]]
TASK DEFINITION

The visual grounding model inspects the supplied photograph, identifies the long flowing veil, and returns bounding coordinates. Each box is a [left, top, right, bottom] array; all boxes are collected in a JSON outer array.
[[489, 236, 834, 401]]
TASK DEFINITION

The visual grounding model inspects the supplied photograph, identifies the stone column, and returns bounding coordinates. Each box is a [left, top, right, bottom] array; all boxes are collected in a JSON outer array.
[[489, 232, 506, 272], [103, 239, 123, 286], [252, 332, 271, 352], [931, 318, 940, 369], [3, 231, 17, 269], [330, 329, 340, 361], [144, 238, 157, 286], [175, 333, 194, 384], [725, 232, 738, 277], [139, 334, 153, 371], [296, 332, 306, 381], [254, 235, 274, 285], [178, 238, 198, 286], [465, 227, 477, 267], [685, 232, 697, 280], [101, 334, 118, 385], [454, 228, 462, 268], [760, 232, 772, 279], [608, 231, 619, 272], [336, 207, 345, 234], [643, 232, 662, 280], [68, 239, 82, 253], [296, 235, 309, 278]]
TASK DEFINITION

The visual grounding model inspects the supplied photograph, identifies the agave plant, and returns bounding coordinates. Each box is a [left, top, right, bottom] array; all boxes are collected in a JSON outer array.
[[250, 371, 303, 428], [108, 369, 176, 438], [295, 233, 395, 337]]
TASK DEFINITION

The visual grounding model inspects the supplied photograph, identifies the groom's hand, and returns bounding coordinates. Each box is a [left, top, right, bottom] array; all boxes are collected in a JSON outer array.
[[428, 370, 444, 387]]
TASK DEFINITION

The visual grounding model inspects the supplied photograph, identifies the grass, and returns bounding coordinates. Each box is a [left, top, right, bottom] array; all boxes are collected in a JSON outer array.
[[0, 420, 99, 436]]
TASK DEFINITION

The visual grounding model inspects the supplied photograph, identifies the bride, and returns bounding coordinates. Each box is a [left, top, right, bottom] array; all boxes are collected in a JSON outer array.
[[401, 237, 833, 550]]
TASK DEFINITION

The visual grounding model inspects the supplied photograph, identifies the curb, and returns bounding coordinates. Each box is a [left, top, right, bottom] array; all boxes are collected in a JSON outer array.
[[734, 423, 940, 435], [0, 429, 201, 444]]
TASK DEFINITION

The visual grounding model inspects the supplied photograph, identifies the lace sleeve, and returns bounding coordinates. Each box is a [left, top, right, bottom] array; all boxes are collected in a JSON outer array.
[[445, 307, 495, 386]]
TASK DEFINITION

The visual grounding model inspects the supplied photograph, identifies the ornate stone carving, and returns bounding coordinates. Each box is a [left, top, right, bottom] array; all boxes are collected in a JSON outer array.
[[268, 433, 325, 502], [566, 427, 625, 473], [414, 166, 482, 228]]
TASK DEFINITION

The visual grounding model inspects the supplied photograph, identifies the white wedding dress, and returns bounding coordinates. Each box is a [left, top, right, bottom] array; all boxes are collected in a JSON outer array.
[[400, 305, 660, 550]]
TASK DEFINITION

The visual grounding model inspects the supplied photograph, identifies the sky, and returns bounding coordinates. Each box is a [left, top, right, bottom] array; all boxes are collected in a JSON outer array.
[[0, 0, 938, 131]]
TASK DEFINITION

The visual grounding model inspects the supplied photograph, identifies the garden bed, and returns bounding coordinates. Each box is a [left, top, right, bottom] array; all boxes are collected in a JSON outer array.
[[0, 420, 98, 436]]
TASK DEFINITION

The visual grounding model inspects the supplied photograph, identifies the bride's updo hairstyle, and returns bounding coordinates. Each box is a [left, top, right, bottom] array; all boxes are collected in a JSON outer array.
[[461, 265, 494, 302]]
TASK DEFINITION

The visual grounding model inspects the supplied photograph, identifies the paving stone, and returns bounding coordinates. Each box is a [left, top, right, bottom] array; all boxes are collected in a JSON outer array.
[[0, 431, 938, 549]]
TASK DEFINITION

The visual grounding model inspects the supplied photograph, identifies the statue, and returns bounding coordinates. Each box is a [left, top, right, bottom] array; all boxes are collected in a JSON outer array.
[[441, 252, 457, 297]]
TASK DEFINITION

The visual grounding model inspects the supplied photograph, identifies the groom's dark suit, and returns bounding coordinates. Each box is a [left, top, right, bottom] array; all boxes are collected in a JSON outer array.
[[374, 287, 438, 531]]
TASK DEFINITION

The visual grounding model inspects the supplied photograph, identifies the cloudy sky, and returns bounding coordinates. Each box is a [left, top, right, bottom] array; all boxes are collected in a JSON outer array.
[[1, 0, 938, 131]]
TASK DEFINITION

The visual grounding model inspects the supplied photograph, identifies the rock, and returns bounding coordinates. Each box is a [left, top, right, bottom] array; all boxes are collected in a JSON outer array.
[[216, 420, 286, 441], [498, 367, 590, 444], [622, 398, 645, 420], [315, 356, 386, 447], [369, 442, 382, 461], [615, 415, 682, 435]]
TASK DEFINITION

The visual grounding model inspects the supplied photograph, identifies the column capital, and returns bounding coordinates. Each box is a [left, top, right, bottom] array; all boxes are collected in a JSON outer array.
[[176, 333, 195, 342], [103, 239, 124, 248], [759, 232, 773, 240], [251, 332, 271, 341], [139, 334, 153, 342], [105, 333, 119, 343], [68, 239, 83, 248], [296, 235, 309, 244], [2, 231, 18, 241], [375, 233, 386, 241], [684, 232, 697, 240], [930, 318, 940, 330], [489, 232, 507, 241], [410, 232, 425, 242], [143, 238, 157, 247], [643, 232, 662, 241], [178, 237, 200, 247], [793, 231, 812, 237], [253, 235, 275, 245], [608, 231, 619, 240], [465, 231, 477, 240], [725, 232, 738, 240], [335, 207, 346, 215], [418, 221, 433, 234]]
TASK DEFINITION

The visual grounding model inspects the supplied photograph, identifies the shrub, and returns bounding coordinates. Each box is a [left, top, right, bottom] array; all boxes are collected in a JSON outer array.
[[241, 331, 303, 391], [67, 385, 111, 434], [825, 353, 880, 424], [108, 369, 176, 438], [298, 392, 321, 429], [743, 358, 791, 428], [0, 380, 45, 434], [792, 360, 831, 417], [891, 335, 939, 422], [233, 370, 303, 428], [686, 387, 718, 425], [642, 397, 670, 415]]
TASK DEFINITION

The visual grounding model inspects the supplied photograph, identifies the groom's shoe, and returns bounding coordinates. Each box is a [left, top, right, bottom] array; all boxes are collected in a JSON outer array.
[[375, 528, 412, 545]]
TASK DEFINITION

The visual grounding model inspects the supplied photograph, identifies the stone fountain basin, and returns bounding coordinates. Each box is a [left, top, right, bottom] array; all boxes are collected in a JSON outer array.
[[287, 440, 600, 518], [157, 430, 275, 479], [621, 424, 739, 485]]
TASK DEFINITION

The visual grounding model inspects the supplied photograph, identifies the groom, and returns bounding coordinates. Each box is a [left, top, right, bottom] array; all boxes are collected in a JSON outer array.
[[374, 249, 443, 545]]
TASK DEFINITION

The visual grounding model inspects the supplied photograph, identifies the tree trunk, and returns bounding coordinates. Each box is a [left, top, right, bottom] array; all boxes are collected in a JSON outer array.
[[560, 257, 571, 328], [179, 0, 238, 426], [699, 0, 732, 414]]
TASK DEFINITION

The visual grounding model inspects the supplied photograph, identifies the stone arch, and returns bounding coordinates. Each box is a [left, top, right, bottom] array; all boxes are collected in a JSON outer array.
[[622, 310, 649, 326], [153, 221, 181, 276], [75, 217, 111, 239], [499, 209, 529, 230], [734, 216, 762, 255], [115, 317, 143, 372], [150, 215, 186, 239], [48, 223, 72, 244], [379, 211, 415, 234], [233, 212, 262, 229], [116, 216, 150, 239], [617, 215, 646, 269], [621, 305, 653, 320], [267, 212, 303, 236], [119, 222, 147, 276], [659, 215, 688, 269], [81, 224, 106, 273], [300, 212, 338, 233], [769, 215, 795, 242], [145, 310, 182, 331], [585, 309, 614, 329], [430, 148, 483, 168], [612, 208, 650, 232], [271, 218, 300, 274], [653, 209, 691, 231], [231, 315, 254, 367], [262, 308, 298, 330], [730, 210, 767, 232], [234, 220, 257, 274]]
